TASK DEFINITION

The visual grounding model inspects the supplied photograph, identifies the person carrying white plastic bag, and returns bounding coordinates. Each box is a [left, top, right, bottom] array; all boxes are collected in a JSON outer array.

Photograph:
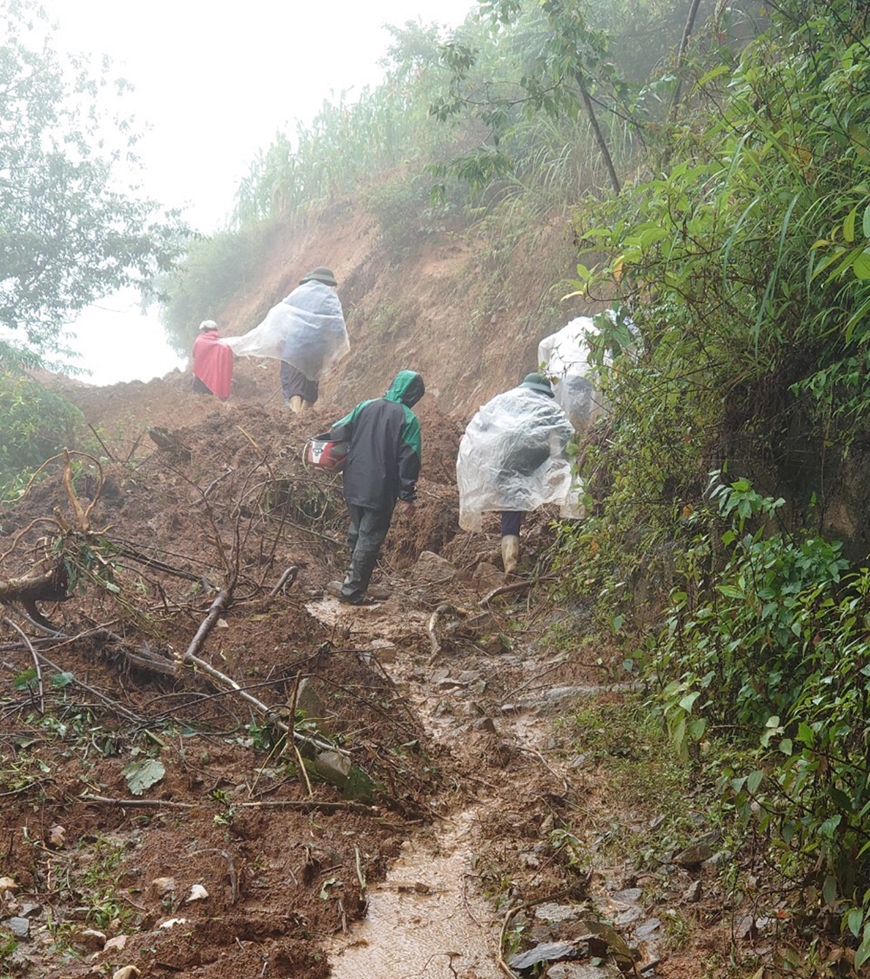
[[456, 373, 584, 574], [222, 267, 349, 411]]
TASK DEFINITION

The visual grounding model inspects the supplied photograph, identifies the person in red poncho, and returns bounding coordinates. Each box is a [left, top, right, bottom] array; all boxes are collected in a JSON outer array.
[[191, 320, 234, 401]]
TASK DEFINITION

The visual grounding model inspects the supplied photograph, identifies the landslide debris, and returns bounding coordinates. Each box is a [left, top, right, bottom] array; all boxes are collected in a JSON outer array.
[[0, 390, 464, 978]]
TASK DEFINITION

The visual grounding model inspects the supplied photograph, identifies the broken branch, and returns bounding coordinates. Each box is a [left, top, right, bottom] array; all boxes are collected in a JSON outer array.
[[3, 616, 44, 712]]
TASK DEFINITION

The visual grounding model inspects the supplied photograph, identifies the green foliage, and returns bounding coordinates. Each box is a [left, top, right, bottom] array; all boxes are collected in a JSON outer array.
[[0, 0, 188, 359], [656, 475, 870, 935], [158, 225, 275, 355], [122, 757, 166, 796], [545, 3, 870, 947], [0, 372, 82, 498], [431, 0, 728, 195], [231, 20, 462, 229], [574, 0, 870, 461], [74, 836, 138, 930]]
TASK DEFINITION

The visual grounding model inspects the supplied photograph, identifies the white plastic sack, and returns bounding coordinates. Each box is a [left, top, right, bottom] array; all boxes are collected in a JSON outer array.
[[222, 281, 349, 380], [537, 316, 608, 433], [457, 386, 584, 533]]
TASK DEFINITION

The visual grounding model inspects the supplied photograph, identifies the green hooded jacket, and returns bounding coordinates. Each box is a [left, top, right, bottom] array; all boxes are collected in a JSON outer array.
[[328, 370, 425, 509]]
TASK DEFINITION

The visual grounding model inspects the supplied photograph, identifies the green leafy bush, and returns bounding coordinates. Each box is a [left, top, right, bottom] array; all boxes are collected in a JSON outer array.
[[0, 373, 83, 498], [657, 475, 870, 952]]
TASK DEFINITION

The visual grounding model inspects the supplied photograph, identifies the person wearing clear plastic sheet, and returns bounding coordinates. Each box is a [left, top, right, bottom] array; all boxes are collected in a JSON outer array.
[[457, 372, 581, 575], [191, 320, 233, 400], [324, 370, 425, 606], [280, 266, 337, 413], [221, 265, 349, 403]]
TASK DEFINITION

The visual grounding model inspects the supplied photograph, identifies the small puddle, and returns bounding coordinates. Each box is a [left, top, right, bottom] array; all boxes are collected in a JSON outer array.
[[327, 810, 501, 978]]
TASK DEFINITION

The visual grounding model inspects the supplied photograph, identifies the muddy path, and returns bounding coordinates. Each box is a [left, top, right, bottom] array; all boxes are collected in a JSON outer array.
[[306, 574, 653, 979]]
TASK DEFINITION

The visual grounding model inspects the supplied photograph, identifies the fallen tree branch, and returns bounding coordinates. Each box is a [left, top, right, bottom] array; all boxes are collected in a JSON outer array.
[[88, 424, 118, 463], [269, 566, 299, 598], [80, 793, 376, 815], [498, 905, 524, 979], [184, 588, 232, 662], [184, 640, 344, 758], [203, 466, 235, 499], [5, 604, 64, 637], [177, 498, 349, 766], [181, 572, 345, 754], [0, 563, 70, 629], [0, 564, 69, 607], [81, 794, 195, 809], [115, 544, 206, 583], [479, 579, 534, 607], [3, 616, 44, 712]]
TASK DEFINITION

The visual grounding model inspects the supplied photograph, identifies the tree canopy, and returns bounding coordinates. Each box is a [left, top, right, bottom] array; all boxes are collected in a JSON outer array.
[[0, 0, 188, 365]]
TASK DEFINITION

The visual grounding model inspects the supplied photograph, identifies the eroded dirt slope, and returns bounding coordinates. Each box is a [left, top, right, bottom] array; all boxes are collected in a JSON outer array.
[[203, 201, 593, 421], [1, 374, 762, 979]]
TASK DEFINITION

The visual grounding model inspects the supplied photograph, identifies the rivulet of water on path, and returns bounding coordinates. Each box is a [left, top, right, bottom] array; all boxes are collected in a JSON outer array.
[[327, 810, 502, 979]]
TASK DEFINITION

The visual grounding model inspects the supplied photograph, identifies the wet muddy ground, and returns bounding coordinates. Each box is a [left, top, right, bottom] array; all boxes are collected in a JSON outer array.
[[0, 374, 748, 978]]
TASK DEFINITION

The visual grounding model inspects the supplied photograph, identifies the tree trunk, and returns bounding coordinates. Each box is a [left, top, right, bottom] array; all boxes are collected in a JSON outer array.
[[0, 564, 69, 606], [670, 0, 704, 122], [575, 71, 621, 196]]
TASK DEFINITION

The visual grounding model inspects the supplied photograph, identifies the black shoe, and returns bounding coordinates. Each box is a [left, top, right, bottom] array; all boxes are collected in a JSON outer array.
[[338, 591, 375, 606]]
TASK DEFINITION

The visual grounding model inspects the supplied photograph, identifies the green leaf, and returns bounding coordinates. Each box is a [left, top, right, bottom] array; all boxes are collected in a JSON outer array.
[[829, 787, 852, 811], [747, 770, 764, 794], [844, 207, 858, 243], [797, 722, 815, 746], [50, 671, 74, 689], [856, 924, 870, 969], [853, 251, 870, 280], [687, 716, 707, 740], [679, 691, 701, 712], [13, 668, 38, 691], [123, 758, 166, 796]]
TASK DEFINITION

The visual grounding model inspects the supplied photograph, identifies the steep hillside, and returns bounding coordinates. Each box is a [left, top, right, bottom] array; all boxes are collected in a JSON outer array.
[[215, 201, 594, 420]]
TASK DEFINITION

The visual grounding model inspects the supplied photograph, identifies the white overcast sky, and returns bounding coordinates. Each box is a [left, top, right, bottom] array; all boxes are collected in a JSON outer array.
[[37, 0, 475, 384]]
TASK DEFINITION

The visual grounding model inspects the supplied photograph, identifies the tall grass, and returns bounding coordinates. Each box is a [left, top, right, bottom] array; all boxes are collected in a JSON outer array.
[[163, 3, 665, 338]]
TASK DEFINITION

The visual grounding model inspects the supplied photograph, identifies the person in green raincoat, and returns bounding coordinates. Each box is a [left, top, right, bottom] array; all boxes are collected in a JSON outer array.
[[324, 370, 425, 605]]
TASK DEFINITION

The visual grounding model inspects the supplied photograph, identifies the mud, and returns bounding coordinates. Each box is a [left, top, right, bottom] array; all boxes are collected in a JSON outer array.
[[327, 809, 501, 979], [0, 365, 743, 979]]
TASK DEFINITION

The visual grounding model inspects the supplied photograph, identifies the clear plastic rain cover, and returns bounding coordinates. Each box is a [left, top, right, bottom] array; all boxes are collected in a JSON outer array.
[[537, 315, 608, 433], [457, 386, 584, 532], [222, 281, 349, 380]]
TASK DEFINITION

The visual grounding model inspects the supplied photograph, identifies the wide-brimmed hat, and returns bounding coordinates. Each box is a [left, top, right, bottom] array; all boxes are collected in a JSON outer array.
[[300, 266, 338, 287], [519, 372, 554, 396]]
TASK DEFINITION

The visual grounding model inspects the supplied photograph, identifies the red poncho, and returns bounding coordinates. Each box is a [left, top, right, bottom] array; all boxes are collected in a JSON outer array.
[[192, 331, 234, 400]]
